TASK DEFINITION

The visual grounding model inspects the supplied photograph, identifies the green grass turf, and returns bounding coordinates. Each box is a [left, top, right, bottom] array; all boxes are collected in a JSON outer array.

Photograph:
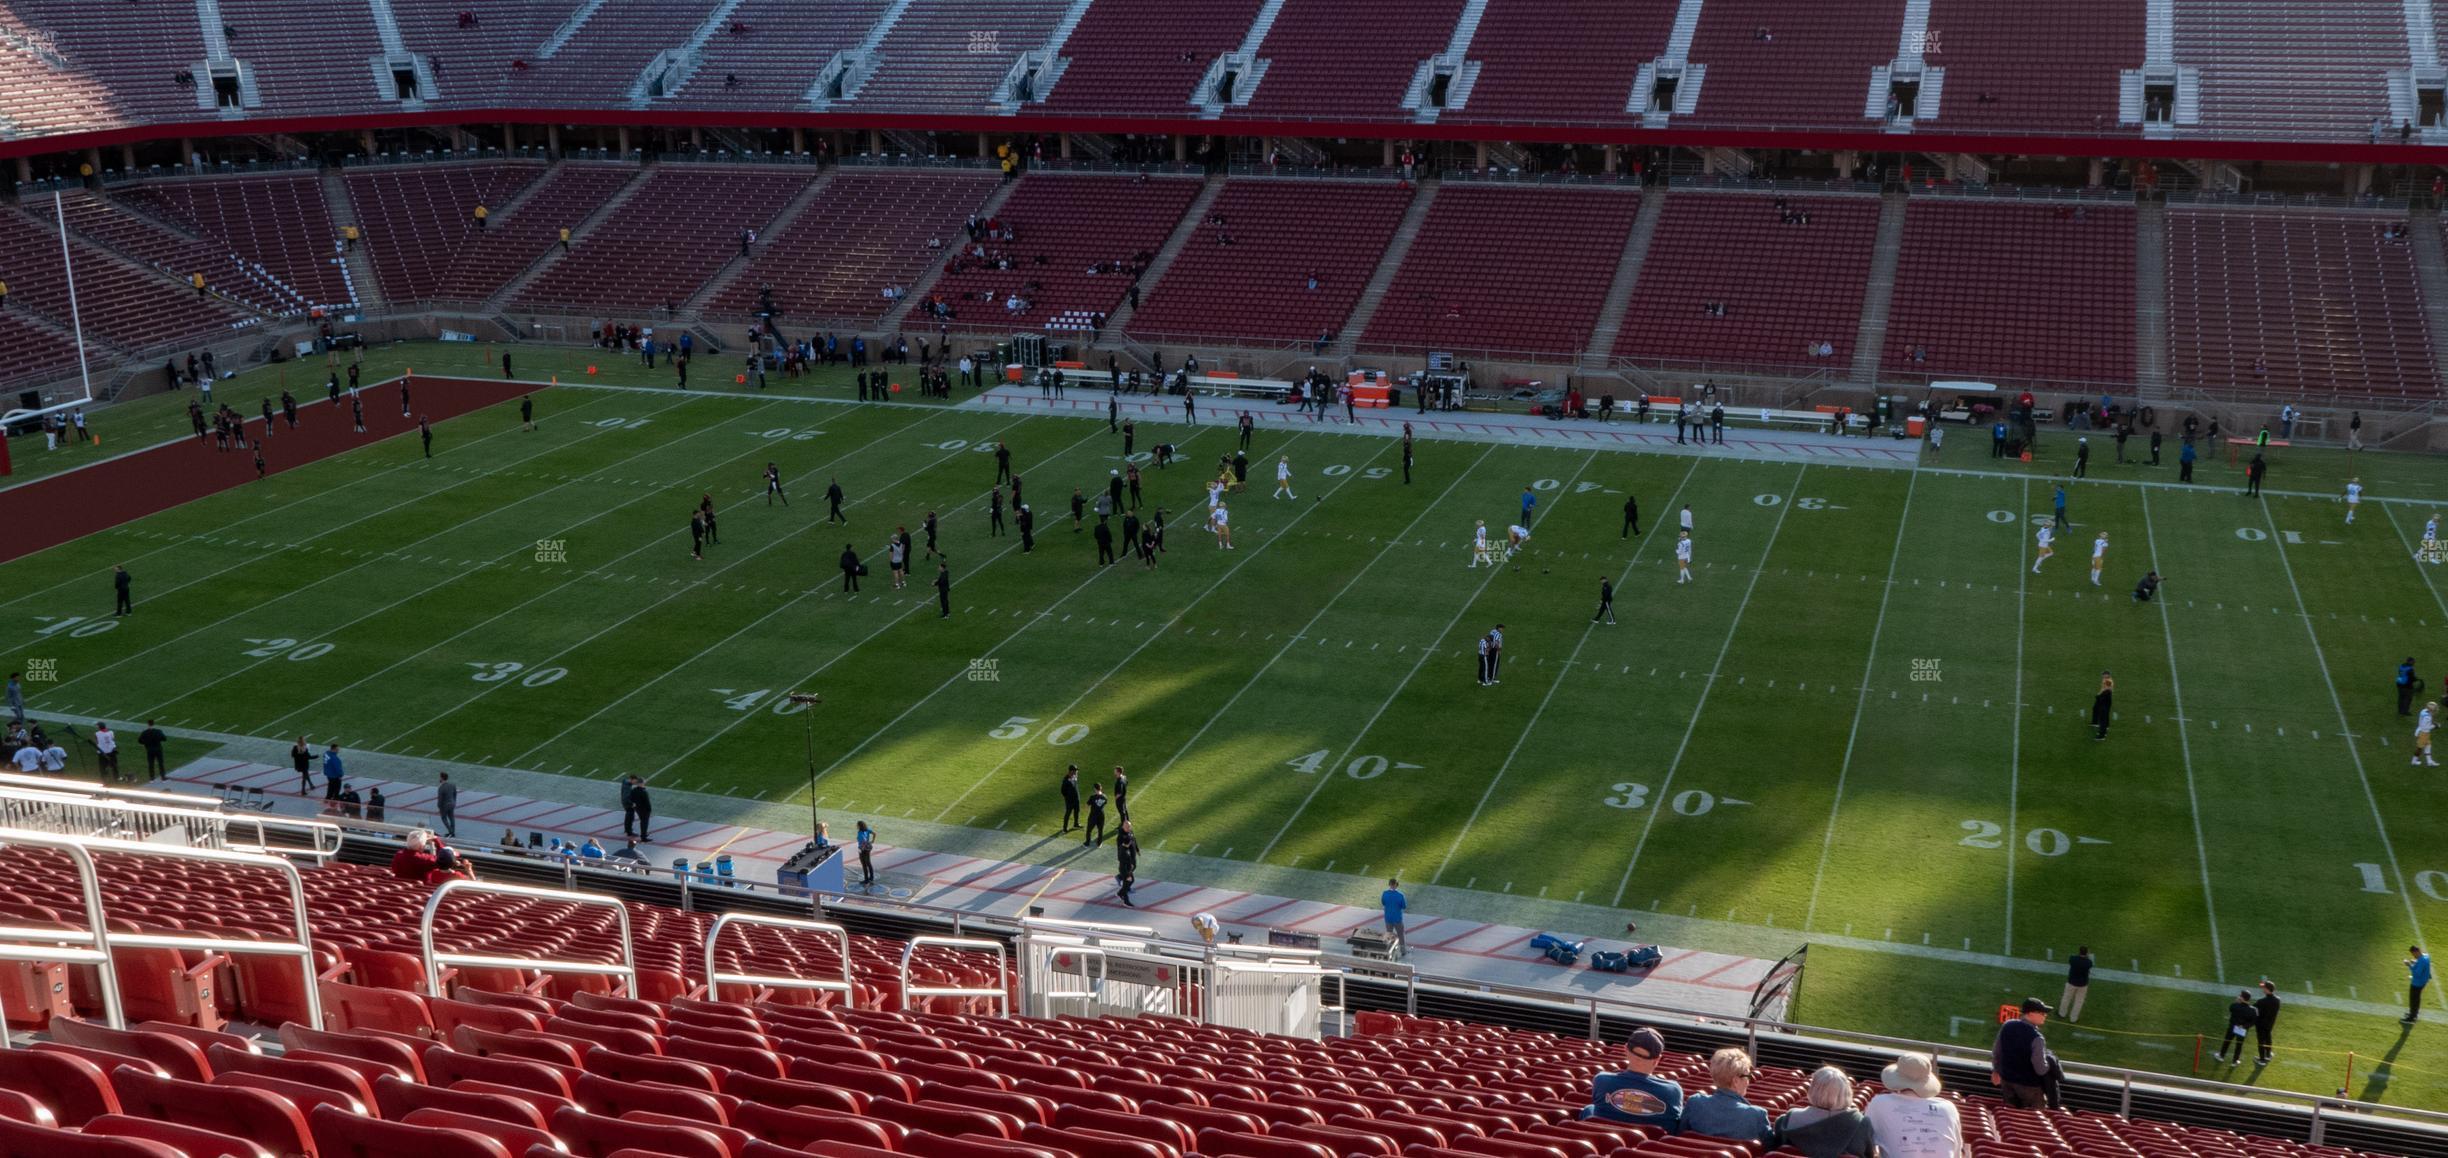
[[0, 339, 934, 487], [12, 340, 2448, 1109]]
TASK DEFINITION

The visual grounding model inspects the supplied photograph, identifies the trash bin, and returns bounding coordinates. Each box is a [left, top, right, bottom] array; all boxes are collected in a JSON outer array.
[[671, 858, 690, 881], [1907, 416, 1927, 438], [1005, 364, 1024, 383], [715, 854, 735, 887]]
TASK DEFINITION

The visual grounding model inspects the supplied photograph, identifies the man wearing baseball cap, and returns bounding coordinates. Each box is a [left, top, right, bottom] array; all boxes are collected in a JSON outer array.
[[1991, 998, 2059, 1109], [1584, 1027, 1682, 1130]]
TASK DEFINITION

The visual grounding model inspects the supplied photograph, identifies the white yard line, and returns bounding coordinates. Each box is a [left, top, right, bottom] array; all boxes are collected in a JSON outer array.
[[2005, 477, 2029, 955], [1800, 468, 1920, 933], [1612, 466, 1804, 907], [2253, 496, 2427, 966], [509, 418, 1103, 768], [2139, 488, 2230, 978], [46, 394, 713, 699], [371, 410, 1005, 750], [929, 436, 1395, 824], [1135, 443, 1500, 803], [249, 401, 907, 737], [1428, 458, 1699, 886], [0, 383, 626, 611], [2382, 503, 2448, 621], [1256, 451, 1601, 864], [0, 390, 644, 648], [670, 426, 1240, 783]]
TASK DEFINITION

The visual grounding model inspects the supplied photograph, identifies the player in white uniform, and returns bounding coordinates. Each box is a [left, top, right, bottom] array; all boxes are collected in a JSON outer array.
[[2415, 701, 2438, 767], [1273, 456, 1295, 500], [2345, 478, 2363, 525], [2032, 525, 2055, 573], [1505, 524, 1532, 569], [2089, 531, 2108, 587], [1469, 520, 1495, 568], [1675, 531, 1694, 583], [1207, 479, 1225, 512], [2420, 514, 2442, 563], [1210, 502, 1234, 550]]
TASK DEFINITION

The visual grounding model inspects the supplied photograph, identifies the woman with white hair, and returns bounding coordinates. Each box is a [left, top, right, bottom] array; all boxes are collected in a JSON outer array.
[[1867, 1052, 1968, 1158], [1680, 1047, 1773, 1144], [1772, 1066, 1874, 1158]]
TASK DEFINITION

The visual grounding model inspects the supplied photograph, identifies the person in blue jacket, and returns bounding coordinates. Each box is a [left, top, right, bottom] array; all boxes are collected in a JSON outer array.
[[2408, 946, 2432, 1022], [1381, 879, 1408, 958], [1586, 1028, 1682, 1131]]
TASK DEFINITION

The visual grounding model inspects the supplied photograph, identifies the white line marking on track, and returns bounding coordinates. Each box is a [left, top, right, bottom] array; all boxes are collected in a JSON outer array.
[[2255, 497, 2428, 969], [1614, 464, 1804, 907], [1430, 458, 1700, 886], [1137, 444, 1501, 806], [2142, 488, 2227, 978], [1802, 467, 1918, 933], [1260, 451, 1601, 865]]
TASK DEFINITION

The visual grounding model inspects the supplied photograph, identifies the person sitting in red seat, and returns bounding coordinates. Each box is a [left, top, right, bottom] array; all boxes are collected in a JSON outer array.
[[391, 829, 475, 886]]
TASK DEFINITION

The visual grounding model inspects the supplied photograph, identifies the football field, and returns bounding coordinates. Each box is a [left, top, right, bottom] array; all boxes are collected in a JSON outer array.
[[9, 357, 2448, 1103]]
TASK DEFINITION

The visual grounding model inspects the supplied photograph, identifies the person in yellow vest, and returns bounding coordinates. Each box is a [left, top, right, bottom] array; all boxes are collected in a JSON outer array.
[[343, 224, 360, 249], [190, 271, 205, 299], [474, 204, 488, 229], [559, 226, 571, 252]]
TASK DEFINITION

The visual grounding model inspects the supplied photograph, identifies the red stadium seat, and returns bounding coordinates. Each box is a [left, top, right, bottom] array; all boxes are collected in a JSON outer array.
[[0, 1044, 122, 1126], [1196, 1129, 1336, 1158], [50, 1022, 213, 1081], [308, 1104, 515, 1158], [372, 1076, 548, 1130], [0, 1117, 182, 1158], [719, 1072, 863, 1114], [1017, 1127, 1177, 1158], [731, 1103, 904, 1152], [106, 1069, 310, 1158], [548, 1106, 726, 1158], [87, 1115, 272, 1158], [397, 1110, 563, 1157]]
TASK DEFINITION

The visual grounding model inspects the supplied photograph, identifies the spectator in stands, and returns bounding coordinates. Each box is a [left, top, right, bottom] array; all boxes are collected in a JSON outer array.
[[1772, 1067, 1872, 1158], [1585, 1027, 1682, 1130], [1867, 1053, 1966, 1158], [473, 204, 487, 229], [1682, 1048, 1773, 1144], [390, 829, 472, 886], [1990, 997, 2057, 1108]]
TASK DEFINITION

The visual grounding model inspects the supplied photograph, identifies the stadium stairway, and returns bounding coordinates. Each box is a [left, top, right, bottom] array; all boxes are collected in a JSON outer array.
[[1578, 191, 1666, 371], [1328, 176, 1442, 358], [480, 165, 653, 312], [1090, 173, 1226, 349], [2134, 199, 2170, 395], [1845, 190, 1906, 384], [321, 165, 388, 313], [685, 169, 838, 315], [2408, 204, 2448, 397], [874, 176, 1026, 335]]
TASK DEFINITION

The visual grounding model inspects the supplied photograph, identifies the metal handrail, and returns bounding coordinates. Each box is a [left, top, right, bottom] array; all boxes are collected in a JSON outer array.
[[899, 935, 1009, 1016], [0, 831, 118, 1029], [1032, 944, 1108, 1016], [0, 785, 345, 864], [0, 772, 230, 812], [0, 825, 321, 1031], [703, 913, 854, 1004], [420, 879, 635, 998]]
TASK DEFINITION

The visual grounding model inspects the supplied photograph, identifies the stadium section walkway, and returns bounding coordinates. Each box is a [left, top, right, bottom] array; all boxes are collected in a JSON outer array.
[[963, 383, 1924, 466], [148, 754, 1777, 1015]]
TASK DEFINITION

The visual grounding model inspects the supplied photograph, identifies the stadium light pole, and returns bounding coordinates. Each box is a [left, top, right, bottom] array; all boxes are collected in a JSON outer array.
[[787, 692, 822, 836]]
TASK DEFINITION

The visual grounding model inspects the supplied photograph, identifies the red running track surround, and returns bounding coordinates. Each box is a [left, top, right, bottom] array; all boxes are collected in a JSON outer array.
[[0, 376, 538, 565]]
